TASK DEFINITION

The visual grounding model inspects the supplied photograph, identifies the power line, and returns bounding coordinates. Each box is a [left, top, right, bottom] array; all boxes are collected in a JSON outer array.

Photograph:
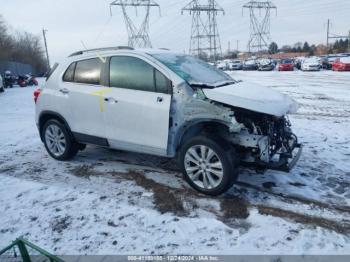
[[242, 0, 277, 53], [181, 0, 224, 62], [110, 0, 160, 48]]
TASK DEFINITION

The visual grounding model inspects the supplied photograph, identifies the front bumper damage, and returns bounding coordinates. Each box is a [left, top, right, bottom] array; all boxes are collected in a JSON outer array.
[[266, 143, 303, 172], [230, 131, 302, 173]]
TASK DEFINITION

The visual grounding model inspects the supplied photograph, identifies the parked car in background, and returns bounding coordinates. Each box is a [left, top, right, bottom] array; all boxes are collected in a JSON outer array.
[[34, 47, 301, 196], [294, 57, 304, 70], [228, 60, 243, 70], [332, 57, 350, 71], [216, 61, 228, 71], [257, 58, 275, 71], [0, 75, 4, 92], [278, 59, 294, 71], [301, 57, 321, 71], [322, 55, 342, 70], [243, 59, 258, 71]]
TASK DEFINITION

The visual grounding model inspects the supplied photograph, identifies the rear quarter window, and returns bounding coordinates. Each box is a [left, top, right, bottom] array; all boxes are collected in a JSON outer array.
[[63, 62, 76, 82], [74, 58, 102, 85]]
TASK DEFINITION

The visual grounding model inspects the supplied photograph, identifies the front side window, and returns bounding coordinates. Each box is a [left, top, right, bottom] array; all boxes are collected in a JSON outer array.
[[155, 69, 171, 94], [109, 56, 171, 94], [110, 56, 154, 92], [74, 58, 102, 85]]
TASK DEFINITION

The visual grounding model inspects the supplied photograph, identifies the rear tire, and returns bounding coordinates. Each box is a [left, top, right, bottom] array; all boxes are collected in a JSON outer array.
[[42, 119, 79, 160], [178, 135, 238, 196]]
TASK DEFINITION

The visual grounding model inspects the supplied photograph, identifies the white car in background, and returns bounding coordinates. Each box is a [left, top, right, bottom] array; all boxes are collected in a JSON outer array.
[[0, 75, 4, 92], [227, 60, 243, 70], [216, 61, 228, 70], [301, 57, 321, 71]]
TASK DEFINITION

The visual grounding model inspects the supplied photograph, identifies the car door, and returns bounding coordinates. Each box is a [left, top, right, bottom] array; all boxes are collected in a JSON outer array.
[[103, 55, 172, 155], [61, 58, 107, 139]]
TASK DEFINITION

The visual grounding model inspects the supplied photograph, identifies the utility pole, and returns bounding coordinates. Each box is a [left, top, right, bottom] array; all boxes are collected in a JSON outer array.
[[326, 19, 330, 48], [42, 28, 50, 70], [326, 20, 350, 53], [110, 0, 160, 48], [182, 0, 224, 63], [243, 1, 277, 53]]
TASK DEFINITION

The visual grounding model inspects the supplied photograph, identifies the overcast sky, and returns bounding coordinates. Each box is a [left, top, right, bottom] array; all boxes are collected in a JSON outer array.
[[1, 0, 350, 64]]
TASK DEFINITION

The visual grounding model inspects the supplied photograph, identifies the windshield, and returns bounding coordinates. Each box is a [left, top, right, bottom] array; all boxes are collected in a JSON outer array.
[[150, 53, 234, 87]]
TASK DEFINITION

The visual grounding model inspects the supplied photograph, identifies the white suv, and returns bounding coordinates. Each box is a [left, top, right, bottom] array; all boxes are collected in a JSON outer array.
[[35, 47, 302, 195]]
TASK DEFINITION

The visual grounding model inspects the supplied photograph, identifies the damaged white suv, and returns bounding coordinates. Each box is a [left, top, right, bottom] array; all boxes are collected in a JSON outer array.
[[35, 47, 302, 195]]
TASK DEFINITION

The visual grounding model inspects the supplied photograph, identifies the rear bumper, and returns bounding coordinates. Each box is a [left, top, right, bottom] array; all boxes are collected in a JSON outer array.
[[267, 144, 303, 172]]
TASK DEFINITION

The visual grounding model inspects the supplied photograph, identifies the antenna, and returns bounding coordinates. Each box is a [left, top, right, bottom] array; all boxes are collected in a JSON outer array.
[[110, 0, 160, 48], [182, 0, 224, 62], [243, 1, 277, 53]]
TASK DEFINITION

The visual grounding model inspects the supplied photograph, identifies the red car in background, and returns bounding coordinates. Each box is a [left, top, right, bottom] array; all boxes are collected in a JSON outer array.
[[278, 59, 294, 71], [332, 57, 350, 71]]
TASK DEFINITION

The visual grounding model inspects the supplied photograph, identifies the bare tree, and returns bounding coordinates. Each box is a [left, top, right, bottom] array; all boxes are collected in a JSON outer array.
[[0, 15, 47, 73]]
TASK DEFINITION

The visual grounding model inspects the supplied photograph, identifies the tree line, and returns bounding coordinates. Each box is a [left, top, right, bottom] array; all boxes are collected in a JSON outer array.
[[0, 15, 48, 74], [268, 39, 349, 55]]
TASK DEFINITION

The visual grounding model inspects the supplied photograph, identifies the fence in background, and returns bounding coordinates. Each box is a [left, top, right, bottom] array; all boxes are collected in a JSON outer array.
[[0, 61, 36, 76]]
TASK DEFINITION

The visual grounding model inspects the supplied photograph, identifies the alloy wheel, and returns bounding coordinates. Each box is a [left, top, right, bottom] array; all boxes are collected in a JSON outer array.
[[184, 145, 224, 190], [45, 124, 67, 157]]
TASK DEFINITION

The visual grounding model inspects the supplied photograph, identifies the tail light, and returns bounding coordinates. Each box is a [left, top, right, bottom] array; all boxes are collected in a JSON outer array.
[[34, 89, 41, 103]]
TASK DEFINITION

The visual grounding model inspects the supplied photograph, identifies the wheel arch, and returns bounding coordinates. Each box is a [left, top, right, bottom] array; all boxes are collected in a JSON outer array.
[[173, 119, 232, 154], [38, 111, 72, 141]]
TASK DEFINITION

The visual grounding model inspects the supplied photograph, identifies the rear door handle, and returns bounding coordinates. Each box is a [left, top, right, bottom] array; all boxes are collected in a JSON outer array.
[[104, 97, 117, 103], [59, 88, 69, 94], [157, 96, 163, 103]]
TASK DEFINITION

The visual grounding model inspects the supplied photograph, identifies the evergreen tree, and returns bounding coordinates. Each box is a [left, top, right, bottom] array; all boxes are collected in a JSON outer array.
[[268, 42, 278, 54]]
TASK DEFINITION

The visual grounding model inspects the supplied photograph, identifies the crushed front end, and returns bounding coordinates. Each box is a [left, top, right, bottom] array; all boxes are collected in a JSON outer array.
[[229, 109, 302, 172]]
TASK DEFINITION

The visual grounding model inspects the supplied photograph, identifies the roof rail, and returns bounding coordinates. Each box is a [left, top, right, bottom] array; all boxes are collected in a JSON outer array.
[[68, 46, 134, 57]]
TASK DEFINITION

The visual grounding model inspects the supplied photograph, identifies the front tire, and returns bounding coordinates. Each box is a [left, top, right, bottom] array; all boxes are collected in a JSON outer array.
[[42, 119, 79, 160], [178, 136, 238, 196]]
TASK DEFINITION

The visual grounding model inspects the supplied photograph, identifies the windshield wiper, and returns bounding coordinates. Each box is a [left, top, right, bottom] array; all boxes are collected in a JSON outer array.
[[189, 80, 236, 89], [215, 81, 236, 87]]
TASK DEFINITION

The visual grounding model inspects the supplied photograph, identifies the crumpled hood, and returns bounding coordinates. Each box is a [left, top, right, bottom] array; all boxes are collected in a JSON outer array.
[[202, 81, 298, 117]]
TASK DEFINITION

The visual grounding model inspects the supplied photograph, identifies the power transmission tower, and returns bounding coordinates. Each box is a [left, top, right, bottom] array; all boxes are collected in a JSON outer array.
[[243, 1, 277, 53], [110, 0, 160, 48], [182, 0, 224, 62]]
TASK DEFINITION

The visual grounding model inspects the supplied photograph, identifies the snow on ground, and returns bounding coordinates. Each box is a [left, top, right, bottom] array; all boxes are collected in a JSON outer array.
[[0, 72, 349, 255]]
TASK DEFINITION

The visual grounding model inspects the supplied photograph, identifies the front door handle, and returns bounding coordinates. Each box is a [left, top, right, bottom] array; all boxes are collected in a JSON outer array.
[[157, 96, 163, 103], [59, 88, 69, 94]]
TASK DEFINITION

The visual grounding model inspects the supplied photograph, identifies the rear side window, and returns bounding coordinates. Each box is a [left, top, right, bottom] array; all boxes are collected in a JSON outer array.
[[63, 62, 76, 82], [109, 56, 171, 94], [74, 58, 102, 85]]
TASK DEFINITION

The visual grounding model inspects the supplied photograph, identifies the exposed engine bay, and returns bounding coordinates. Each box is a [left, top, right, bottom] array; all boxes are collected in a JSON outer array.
[[227, 108, 302, 172]]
